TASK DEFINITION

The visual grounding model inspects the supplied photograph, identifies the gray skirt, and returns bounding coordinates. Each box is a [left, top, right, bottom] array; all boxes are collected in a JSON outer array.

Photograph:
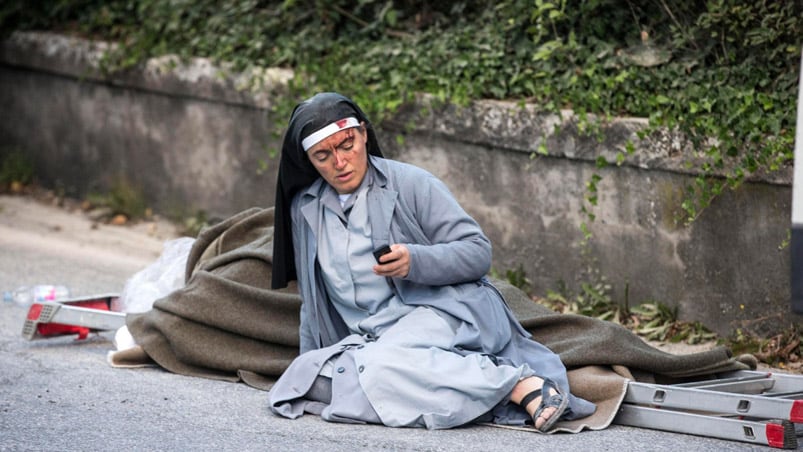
[[269, 306, 532, 429]]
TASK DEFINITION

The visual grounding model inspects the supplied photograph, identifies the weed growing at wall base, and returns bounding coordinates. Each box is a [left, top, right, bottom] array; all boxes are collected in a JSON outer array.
[[0, 149, 34, 190], [85, 178, 148, 222]]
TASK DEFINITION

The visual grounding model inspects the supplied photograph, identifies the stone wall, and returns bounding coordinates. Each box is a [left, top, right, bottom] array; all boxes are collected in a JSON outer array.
[[1, 32, 799, 335]]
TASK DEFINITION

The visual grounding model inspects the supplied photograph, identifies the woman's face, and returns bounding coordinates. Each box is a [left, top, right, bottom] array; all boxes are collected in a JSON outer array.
[[306, 124, 369, 194]]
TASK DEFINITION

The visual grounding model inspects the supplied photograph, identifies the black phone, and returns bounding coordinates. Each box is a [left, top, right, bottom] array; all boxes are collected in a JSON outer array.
[[372, 245, 392, 262]]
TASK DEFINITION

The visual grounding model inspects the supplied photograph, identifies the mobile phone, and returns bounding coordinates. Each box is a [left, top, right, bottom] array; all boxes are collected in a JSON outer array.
[[373, 245, 392, 262]]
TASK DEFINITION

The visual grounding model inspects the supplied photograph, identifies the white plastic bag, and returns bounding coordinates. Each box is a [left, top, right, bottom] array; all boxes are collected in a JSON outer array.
[[114, 237, 196, 313]]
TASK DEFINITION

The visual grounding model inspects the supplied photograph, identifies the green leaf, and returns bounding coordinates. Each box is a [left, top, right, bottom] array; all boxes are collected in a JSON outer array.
[[655, 95, 672, 104]]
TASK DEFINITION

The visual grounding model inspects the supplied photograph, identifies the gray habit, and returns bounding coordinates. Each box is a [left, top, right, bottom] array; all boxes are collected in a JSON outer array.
[[270, 174, 533, 428]]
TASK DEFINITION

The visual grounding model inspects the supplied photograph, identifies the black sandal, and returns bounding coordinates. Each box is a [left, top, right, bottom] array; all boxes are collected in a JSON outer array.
[[519, 377, 569, 433]]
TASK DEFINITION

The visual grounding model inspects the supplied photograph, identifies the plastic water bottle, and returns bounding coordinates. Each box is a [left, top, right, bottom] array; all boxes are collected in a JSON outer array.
[[5, 285, 70, 307]]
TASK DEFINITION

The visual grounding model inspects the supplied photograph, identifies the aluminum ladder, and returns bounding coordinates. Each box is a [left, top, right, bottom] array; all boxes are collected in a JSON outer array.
[[615, 370, 803, 449], [21, 294, 125, 340]]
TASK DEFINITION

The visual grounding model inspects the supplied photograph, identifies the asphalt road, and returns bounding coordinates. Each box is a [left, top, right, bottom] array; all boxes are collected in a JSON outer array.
[[0, 194, 793, 451]]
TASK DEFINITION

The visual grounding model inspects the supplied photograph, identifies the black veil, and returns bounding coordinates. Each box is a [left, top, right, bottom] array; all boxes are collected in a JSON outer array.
[[271, 92, 383, 289]]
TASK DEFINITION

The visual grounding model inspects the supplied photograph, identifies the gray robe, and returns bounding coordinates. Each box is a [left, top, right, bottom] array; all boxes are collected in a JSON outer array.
[[269, 156, 596, 427]]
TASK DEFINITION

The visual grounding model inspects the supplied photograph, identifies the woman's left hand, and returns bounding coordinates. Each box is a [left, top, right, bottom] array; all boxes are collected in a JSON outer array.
[[373, 244, 410, 278]]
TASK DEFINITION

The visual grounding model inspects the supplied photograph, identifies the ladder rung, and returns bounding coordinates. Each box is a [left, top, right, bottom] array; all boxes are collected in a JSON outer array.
[[674, 372, 772, 388], [763, 391, 803, 399], [719, 371, 803, 395], [687, 379, 774, 394]]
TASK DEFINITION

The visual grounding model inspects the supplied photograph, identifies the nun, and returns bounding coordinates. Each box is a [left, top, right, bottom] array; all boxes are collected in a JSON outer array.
[[268, 92, 595, 431]]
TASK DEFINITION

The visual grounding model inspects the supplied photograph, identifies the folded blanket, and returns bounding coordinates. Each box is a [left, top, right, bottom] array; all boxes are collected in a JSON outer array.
[[110, 207, 751, 432]]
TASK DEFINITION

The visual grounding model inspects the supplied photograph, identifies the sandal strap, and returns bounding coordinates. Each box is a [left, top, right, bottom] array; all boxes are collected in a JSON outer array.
[[519, 388, 542, 409], [539, 379, 563, 408]]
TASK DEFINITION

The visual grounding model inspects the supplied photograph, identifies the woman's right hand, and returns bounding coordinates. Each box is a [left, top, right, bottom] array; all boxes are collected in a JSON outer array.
[[372, 244, 410, 278]]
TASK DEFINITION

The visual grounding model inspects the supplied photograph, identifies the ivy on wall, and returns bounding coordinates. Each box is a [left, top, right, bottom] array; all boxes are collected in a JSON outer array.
[[2, 0, 800, 223]]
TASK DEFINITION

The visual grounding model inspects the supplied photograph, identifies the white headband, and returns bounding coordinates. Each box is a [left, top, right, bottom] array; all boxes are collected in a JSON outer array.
[[302, 117, 361, 151]]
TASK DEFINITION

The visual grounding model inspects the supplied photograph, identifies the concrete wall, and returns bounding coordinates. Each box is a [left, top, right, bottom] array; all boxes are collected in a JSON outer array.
[[1, 32, 799, 335], [0, 32, 292, 217]]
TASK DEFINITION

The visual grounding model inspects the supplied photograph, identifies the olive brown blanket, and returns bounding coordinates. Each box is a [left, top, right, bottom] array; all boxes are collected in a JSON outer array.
[[108, 207, 751, 433]]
